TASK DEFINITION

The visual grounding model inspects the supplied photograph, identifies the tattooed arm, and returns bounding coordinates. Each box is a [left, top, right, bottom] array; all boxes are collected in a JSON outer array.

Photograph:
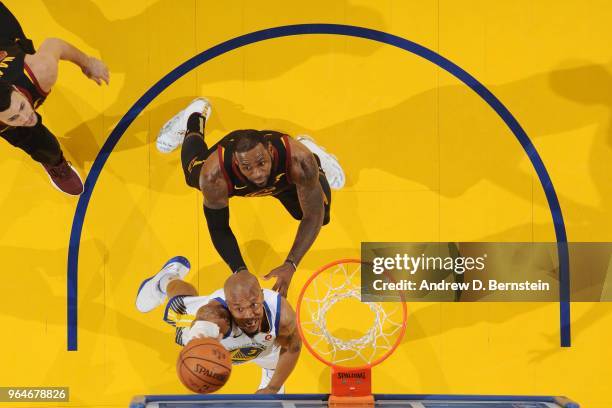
[[255, 296, 302, 393]]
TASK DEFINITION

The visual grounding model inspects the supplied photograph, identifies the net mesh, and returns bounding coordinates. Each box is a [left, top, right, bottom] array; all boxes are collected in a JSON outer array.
[[299, 261, 405, 367]]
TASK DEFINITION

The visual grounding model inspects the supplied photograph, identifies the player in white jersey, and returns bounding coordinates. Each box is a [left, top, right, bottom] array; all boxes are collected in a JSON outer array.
[[135, 256, 302, 394]]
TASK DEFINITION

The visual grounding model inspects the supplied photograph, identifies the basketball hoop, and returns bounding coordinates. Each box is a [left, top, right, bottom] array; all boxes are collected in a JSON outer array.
[[296, 259, 407, 406]]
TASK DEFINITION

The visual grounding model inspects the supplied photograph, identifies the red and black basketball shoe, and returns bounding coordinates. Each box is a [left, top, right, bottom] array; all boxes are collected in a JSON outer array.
[[42, 157, 84, 196]]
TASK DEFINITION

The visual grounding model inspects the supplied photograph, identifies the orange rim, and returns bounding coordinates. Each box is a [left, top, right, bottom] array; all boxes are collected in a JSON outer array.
[[296, 258, 407, 369]]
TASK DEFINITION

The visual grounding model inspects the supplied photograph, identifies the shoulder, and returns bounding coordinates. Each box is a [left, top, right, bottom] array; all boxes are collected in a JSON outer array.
[[23, 38, 77, 93], [286, 136, 318, 185], [23, 50, 57, 92], [200, 150, 224, 185], [199, 149, 229, 203]]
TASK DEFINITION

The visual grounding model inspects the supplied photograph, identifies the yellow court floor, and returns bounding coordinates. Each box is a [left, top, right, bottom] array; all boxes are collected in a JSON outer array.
[[1, 1, 612, 407]]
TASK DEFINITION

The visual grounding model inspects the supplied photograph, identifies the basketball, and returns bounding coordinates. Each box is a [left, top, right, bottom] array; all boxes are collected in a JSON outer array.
[[176, 337, 232, 394]]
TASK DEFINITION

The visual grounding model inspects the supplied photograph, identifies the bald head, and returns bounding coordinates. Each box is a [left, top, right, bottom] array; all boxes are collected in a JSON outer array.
[[224, 271, 261, 302], [224, 272, 265, 335]]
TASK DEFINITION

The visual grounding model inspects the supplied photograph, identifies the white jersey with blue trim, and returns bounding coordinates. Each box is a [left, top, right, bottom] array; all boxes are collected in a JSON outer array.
[[164, 288, 282, 366]]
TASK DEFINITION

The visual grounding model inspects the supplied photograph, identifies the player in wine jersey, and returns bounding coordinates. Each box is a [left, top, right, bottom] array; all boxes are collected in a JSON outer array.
[[156, 98, 345, 296], [136, 256, 302, 394], [0, 2, 109, 195]]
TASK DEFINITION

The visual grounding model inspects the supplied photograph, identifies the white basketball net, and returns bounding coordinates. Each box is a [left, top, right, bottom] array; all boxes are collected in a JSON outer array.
[[299, 261, 405, 366]]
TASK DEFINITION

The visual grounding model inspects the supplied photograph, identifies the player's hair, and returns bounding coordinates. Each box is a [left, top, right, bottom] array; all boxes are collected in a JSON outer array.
[[228, 129, 272, 153], [0, 80, 14, 112], [225, 129, 287, 153]]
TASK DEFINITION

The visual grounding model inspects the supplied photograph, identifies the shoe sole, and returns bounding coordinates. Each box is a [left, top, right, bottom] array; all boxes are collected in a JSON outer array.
[[157, 98, 212, 153], [297, 136, 345, 189], [136, 255, 191, 307]]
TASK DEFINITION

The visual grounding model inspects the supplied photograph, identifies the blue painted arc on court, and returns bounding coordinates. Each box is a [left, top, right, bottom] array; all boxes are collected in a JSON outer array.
[[67, 23, 570, 351]]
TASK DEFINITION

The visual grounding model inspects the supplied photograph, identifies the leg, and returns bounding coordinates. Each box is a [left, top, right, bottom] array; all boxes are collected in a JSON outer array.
[[1, 117, 63, 166], [1, 118, 84, 195], [167, 278, 198, 298], [180, 112, 212, 190], [136, 256, 192, 313], [166, 294, 210, 346], [0, 2, 34, 52], [318, 168, 332, 226], [157, 97, 211, 153], [0, 2, 28, 43], [274, 161, 332, 225], [274, 187, 304, 221]]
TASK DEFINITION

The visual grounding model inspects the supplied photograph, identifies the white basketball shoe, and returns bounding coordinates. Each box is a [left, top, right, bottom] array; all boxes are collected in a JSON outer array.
[[135, 256, 191, 313], [156, 98, 212, 153], [296, 135, 345, 190]]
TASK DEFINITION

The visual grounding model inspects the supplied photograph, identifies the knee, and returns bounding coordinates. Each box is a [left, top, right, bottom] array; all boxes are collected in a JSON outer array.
[[184, 172, 200, 189], [183, 160, 202, 190]]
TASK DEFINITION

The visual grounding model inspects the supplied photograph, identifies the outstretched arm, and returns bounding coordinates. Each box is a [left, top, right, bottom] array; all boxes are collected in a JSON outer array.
[[182, 301, 231, 345], [200, 156, 248, 273], [265, 138, 325, 296], [256, 297, 301, 393], [25, 38, 109, 90], [286, 139, 325, 265]]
